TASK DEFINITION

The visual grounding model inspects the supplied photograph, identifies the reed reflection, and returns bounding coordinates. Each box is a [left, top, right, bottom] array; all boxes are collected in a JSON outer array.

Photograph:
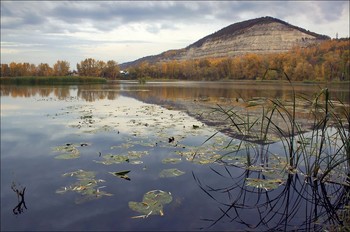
[[192, 150, 349, 231]]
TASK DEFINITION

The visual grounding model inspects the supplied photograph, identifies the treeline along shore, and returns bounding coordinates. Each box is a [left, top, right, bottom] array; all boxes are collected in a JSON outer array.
[[1, 39, 349, 83], [0, 76, 107, 85]]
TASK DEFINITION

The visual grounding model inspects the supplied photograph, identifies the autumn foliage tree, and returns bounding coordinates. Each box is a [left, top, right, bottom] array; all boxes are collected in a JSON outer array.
[[0, 58, 120, 79], [76, 58, 120, 79], [1, 61, 65, 77], [37, 63, 53, 76], [1, 39, 348, 82], [77, 58, 99, 77], [104, 60, 120, 79], [53, 60, 70, 76], [126, 39, 349, 82]]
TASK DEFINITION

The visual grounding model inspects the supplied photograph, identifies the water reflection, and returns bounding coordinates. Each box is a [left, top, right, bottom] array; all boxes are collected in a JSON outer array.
[[0, 84, 122, 101], [2, 82, 349, 145], [120, 81, 350, 105], [1, 81, 349, 105], [193, 166, 349, 231], [11, 181, 27, 215], [1, 82, 349, 231]]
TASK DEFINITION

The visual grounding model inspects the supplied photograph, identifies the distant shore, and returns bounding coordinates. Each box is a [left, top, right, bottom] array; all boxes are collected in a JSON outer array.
[[0, 76, 107, 85]]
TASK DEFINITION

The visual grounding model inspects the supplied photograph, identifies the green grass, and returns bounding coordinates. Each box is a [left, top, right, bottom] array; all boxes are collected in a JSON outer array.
[[0, 76, 107, 85]]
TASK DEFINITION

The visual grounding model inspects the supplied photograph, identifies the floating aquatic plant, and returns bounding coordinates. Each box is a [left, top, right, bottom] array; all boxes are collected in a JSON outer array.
[[94, 151, 149, 165], [56, 169, 113, 204], [159, 168, 185, 178], [94, 154, 129, 165], [52, 143, 90, 159], [129, 190, 172, 218], [245, 177, 284, 191], [162, 157, 182, 164]]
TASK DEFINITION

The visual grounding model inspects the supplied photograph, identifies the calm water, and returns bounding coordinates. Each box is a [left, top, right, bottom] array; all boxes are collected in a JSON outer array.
[[1, 81, 349, 231]]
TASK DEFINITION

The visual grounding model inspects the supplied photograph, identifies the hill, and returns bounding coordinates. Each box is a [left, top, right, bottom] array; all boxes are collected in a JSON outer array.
[[120, 16, 330, 69]]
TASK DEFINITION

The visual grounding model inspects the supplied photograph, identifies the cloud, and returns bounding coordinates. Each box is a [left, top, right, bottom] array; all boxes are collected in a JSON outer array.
[[1, 1, 349, 66], [1, 2, 46, 29], [3, 1, 347, 36], [2, 1, 225, 34]]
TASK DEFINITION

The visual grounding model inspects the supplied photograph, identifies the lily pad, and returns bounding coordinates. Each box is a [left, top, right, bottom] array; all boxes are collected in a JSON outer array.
[[128, 151, 149, 159], [245, 177, 284, 191], [129, 190, 172, 218], [52, 143, 90, 160], [219, 154, 248, 166], [94, 154, 129, 165], [94, 151, 149, 165], [62, 169, 96, 180], [162, 157, 182, 164], [190, 152, 222, 165], [159, 168, 185, 178], [55, 152, 80, 159], [57, 169, 112, 204]]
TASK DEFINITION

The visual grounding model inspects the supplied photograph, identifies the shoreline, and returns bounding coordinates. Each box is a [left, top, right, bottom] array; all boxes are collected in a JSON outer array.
[[123, 92, 348, 145]]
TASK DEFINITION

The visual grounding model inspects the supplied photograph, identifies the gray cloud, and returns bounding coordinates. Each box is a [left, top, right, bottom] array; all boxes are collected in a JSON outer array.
[[2, 1, 221, 33], [1, 1, 348, 65]]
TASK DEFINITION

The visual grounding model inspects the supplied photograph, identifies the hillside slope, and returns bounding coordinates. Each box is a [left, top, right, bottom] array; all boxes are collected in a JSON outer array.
[[121, 16, 330, 68]]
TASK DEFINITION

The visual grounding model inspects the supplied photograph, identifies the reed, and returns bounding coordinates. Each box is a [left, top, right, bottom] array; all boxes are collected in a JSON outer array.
[[210, 70, 349, 185], [198, 77, 350, 229], [0, 76, 107, 85]]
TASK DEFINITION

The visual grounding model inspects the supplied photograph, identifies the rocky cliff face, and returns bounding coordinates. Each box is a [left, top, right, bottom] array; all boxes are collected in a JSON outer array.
[[180, 22, 323, 60], [121, 16, 330, 68]]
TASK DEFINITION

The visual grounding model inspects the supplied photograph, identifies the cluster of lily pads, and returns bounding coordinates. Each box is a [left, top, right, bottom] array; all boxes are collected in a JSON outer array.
[[51, 99, 287, 217], [55, 169, 113, 204], [52, 143, 90, 159], [94, 151, 149, 165]]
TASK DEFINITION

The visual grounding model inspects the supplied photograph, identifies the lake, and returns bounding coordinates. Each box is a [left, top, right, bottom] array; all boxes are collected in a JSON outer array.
[[1, 81, 349, 231]]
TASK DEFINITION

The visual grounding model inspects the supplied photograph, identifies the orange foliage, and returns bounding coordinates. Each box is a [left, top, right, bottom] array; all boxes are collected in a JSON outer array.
[[1, 39, 349, 81], [128, 39, 349, 81], [1, 58, 120, 79]]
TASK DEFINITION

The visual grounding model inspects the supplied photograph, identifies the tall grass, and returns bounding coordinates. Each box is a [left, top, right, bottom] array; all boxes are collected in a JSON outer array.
[[0, 76, 107, 85], [269, 81, 350, 183], [211, 70, 349, 185], [202, 72, 349, 230]]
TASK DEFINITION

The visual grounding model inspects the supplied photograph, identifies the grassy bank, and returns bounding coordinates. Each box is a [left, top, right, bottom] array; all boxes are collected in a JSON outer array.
[[0, 76, 107, 85]]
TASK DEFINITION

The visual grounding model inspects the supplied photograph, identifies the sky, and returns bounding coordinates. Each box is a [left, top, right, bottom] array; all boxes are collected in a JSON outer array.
[[1, 1, 349, 69]]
